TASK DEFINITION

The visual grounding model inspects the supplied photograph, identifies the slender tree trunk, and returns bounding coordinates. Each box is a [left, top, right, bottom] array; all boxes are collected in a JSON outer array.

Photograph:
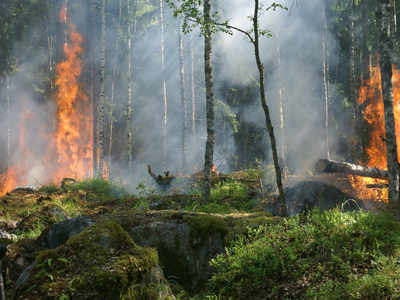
[[350, 0, 361, 161], [202, 0, 216, 204], [322, 7, 331, 160], [108, 0, 123, 178], [378, 0, 400, 204], [6, 75, 10, 170], [97, 0, 106, 177], [178, 20, 188, 171], [275, 34, 288, 177], [160, 0, 168, 159], [190, 36, 196, 136], [126, 0, 133, 169], [91, 0, 98, 177], [253, 0, 286, 216]]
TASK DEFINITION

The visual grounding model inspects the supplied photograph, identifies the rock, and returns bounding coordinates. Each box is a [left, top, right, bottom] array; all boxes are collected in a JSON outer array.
[[266, 181, 364, 216], [117, 212, 228, 292], [15, 221, 176, 300], [44, 216, 95, 249]]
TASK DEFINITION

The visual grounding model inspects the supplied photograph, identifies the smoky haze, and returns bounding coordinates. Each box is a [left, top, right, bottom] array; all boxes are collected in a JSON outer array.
[[0, 0, 338, 193]]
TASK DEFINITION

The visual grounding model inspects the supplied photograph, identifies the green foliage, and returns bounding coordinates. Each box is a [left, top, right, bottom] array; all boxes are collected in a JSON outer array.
[[209, 209, 400, 299], [37, 183, 60, 194], [215, 100, 239, 133], [67, 178, 128, 201]]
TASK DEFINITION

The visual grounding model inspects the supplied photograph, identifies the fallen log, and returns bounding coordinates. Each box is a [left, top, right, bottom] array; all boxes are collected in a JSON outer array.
[[366, 183, 388, 189], [315, 159, 389, 179]]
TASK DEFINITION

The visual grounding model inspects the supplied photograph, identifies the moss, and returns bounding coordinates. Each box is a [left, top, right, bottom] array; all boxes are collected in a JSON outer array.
[[16, 221, 163, 300], [184, 215, 229, 242], [15, 204, 69, 239]]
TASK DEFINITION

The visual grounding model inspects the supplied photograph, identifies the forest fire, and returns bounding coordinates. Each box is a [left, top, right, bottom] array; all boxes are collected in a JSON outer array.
[[348, 62, 400, 202], [0, 105, 38, 194], [51, 6, 93, 183], [0, 7, 93, 194]]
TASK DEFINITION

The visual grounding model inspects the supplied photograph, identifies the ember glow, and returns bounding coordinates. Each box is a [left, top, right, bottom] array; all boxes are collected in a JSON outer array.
[[348, 61, 400, 202], [0, 7, 93, 194]]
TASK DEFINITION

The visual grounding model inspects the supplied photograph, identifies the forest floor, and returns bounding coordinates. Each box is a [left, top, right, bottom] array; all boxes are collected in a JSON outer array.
[[0, 170, 399, 299]]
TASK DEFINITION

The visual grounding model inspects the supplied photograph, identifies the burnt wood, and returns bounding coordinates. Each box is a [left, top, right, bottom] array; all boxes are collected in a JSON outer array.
[[315, 159, 389, 179]]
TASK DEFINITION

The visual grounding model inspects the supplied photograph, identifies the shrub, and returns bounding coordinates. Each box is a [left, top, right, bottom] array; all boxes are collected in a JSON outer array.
[[209, 209, 400, 299], [68, 178, 127, 201]]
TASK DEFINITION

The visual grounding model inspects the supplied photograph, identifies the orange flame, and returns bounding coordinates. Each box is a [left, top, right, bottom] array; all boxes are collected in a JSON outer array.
[[0, 7, 93, 195], [349, 60, 400, 202], [0, 105, 37, 194], [51, 7, 93, 183]]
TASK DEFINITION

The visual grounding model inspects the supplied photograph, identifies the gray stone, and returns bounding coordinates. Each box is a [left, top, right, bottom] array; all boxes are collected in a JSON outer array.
[[266, 181, 364, 216], [46, 216, 95, 248]]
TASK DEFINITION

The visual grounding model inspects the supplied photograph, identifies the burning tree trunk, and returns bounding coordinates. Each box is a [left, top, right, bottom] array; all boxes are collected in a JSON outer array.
[[377, 0, 400, 203], [202, 0, 216, 204], [315, 158, 389, 179], [178, 19, 188, 172]]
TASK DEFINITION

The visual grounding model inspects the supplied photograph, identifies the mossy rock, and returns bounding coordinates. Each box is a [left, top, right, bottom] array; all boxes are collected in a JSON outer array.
[[16, 204, 70, 233], [15, 221, 175, 300]]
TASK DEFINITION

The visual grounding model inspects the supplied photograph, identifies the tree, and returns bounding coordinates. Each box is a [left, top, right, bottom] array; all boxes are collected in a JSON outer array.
[[377, 0, 400, 204], [160, 0, 168, 160], [178, 19, 188, 172], [97, 0, 106, 177], [165, 0, 216, 203], [126, 0, 133, 169], [201, 0, 216, 203], [166, 0, 287, 213]]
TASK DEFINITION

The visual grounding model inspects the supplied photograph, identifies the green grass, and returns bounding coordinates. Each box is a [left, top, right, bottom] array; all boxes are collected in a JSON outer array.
[[209, 209, 400, 299], [66, 178, 128, 201]]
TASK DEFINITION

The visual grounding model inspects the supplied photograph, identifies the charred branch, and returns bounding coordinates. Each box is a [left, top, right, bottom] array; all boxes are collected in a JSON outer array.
[[147, 165, 175, 186], [315, 159, 389, 179]]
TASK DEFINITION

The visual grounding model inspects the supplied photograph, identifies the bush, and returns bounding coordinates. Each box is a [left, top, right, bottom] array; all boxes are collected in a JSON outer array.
[[209, 209, 400, 299], [68, 178, 128, 201]]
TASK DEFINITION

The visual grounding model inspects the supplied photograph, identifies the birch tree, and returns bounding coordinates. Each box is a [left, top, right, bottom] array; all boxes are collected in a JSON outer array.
[[97, 0, 106, 177], [178, 19, 188, 171], [166, 0, 287, 214], [160, 0, 168, 159], [322, 6, 330, 160], [126, 0, 133, 169]]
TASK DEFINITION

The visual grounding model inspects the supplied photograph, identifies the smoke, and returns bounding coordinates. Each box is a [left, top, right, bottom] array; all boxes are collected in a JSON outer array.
[[0, 0, 341, 193], [214, 0, 338, 173]]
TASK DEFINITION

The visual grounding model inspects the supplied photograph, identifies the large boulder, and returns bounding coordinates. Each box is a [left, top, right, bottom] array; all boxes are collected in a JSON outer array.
[[113, 211, 271, 292], [266, 181, 364, 216], [15, 221, 175, 300]]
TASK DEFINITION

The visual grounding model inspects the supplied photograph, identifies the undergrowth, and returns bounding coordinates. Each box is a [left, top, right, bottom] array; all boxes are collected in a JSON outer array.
[[66, 178, 128, 201], [209, 209, 400, 299]]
